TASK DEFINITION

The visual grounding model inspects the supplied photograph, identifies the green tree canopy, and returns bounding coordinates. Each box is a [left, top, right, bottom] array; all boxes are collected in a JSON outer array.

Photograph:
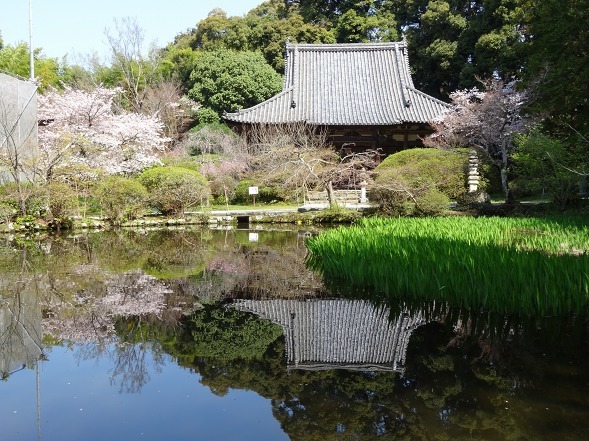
[[524, 0, 589, 134], [187, 49, 283, 115], [0, 42, 62, 90]]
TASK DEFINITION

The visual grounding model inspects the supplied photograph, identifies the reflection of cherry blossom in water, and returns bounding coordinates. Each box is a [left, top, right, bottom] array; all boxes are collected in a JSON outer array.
[[43, 270, 171, 346]]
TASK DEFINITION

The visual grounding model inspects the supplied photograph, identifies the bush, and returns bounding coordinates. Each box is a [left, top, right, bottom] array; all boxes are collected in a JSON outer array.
[[231, 180, 287, 205], [45, 182, 78, 228], [138, 166, 211, 215], [195, 107, 220, 125], [0, 183, 47, 216], [94, 176, 148, 223], [376, 148, 468, 199], [371, 148, 467, 215], [209, 174, 239, 205], [46, 182, 77, 221], [185, 124, 240, 156], [415, 188, 450, 216], [368, 183, 414, 216]]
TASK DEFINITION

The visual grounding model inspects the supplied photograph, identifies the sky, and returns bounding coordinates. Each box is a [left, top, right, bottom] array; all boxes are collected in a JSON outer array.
[[1, 0, 265, 62]]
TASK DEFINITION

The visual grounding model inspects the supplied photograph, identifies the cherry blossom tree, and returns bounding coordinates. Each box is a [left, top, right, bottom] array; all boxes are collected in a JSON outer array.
[[37, 85, 170, 180], [425, 79, 530, 202]]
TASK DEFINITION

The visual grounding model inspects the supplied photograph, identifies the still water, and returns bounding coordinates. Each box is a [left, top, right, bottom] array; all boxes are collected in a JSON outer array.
[[1, 226, 588, 440]]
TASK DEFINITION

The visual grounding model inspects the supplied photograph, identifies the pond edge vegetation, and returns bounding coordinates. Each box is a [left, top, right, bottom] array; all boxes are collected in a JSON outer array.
[[306, 216, 589, 317]]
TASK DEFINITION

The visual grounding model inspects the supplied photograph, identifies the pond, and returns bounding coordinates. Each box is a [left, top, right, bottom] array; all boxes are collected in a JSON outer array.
[[1, 226, 589, 440]]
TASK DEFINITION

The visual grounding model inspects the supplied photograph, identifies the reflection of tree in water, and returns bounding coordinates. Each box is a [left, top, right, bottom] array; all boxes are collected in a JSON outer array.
[[43, 270, 170, 345], [184, 228, 326, 302], [42, 269, 173, 393], [3, 228, 589, 438]]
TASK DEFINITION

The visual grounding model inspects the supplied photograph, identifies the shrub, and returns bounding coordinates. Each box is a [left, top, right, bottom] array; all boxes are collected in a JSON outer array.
[[368, 182, 414, 216], [376, 148, 468, 199], [185, 124, 240, 156], [231, 180, 287, 205], [195, 107, 220, 125], [209, 174, 238, 205], [138, 166, 211, 215], [371, 148, 467, 215], [0, 183, 47, 216], [46, 182, 77, 221], [94, 176, 148, 223], [415, 188, 450, 216]]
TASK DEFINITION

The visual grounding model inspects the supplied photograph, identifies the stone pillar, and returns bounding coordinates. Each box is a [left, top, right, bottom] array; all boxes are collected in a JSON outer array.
[[468, 151, 480, 193], [360, 181, 368, 204]]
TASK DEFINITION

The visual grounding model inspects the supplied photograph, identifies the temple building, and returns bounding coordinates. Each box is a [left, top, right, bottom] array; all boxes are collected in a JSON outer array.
[[224, 41, 450, 156]]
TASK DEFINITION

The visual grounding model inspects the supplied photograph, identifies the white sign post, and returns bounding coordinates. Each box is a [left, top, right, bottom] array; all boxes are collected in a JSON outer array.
[[248, 186, 258, 206]]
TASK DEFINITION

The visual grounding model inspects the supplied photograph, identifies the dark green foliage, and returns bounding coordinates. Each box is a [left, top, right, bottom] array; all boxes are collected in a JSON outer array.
[[398, 0, 529, 98], [232, 179, 287, 204], [371, 148, 467, 215], [246, 12, 336, 72], [138, 166, 210, 215], [93, 176, 148, 223], [182, 304, 284, 361], [513, 130, 582, 207], [195, 107, 220, 125], [523, 0, 589, 133], [187, 49, 283, 115]]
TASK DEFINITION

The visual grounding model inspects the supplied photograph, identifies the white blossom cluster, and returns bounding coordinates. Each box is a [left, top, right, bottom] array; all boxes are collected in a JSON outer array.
[[37, 86, 171, 178]]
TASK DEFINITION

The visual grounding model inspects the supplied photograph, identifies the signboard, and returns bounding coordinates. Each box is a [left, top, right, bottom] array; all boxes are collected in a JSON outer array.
[[248, 186, 258, 206]]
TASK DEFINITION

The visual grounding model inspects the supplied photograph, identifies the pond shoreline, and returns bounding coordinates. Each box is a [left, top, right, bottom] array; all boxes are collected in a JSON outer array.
[[0, 205, 369, 234], [1, 200, 586, 234]]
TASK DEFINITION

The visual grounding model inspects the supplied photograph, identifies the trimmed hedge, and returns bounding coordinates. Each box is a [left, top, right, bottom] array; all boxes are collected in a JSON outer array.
[[371, 148, 468, 215], [375, 148, 468, 199], [94, 176, 148, 223], [138, 166, 210, 215]]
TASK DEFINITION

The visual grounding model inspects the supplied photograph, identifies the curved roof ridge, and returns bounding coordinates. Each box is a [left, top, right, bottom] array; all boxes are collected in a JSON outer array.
[[405, 85, 453, 108], [224, 86, 294, 118], [286, 41, 406, 51]]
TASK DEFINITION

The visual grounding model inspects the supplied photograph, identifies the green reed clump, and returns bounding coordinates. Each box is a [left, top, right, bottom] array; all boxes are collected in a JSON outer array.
[[306, 216, 589, 316]]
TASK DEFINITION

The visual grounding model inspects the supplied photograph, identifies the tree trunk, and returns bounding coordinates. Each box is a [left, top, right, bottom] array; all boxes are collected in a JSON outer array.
[[500, 138, 514, 203], [579, 175, 588, 197], [326, 180, 337, 209], [500, 166, 512, 203]]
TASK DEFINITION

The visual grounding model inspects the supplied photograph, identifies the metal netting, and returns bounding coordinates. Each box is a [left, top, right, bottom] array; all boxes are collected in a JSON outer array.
[[0, 71, 38, 183]]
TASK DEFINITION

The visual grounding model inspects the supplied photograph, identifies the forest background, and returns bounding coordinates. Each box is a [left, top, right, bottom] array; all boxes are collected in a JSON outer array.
[[0, 0, 587, 224]]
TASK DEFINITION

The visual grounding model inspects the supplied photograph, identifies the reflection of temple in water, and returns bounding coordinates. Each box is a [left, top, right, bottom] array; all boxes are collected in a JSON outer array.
[[0, 292, 43, 378], [231, 299, 427, 373]]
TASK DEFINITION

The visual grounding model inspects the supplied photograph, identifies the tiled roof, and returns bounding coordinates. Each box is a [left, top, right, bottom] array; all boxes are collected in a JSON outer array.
[[224, 41, 450, 125]]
